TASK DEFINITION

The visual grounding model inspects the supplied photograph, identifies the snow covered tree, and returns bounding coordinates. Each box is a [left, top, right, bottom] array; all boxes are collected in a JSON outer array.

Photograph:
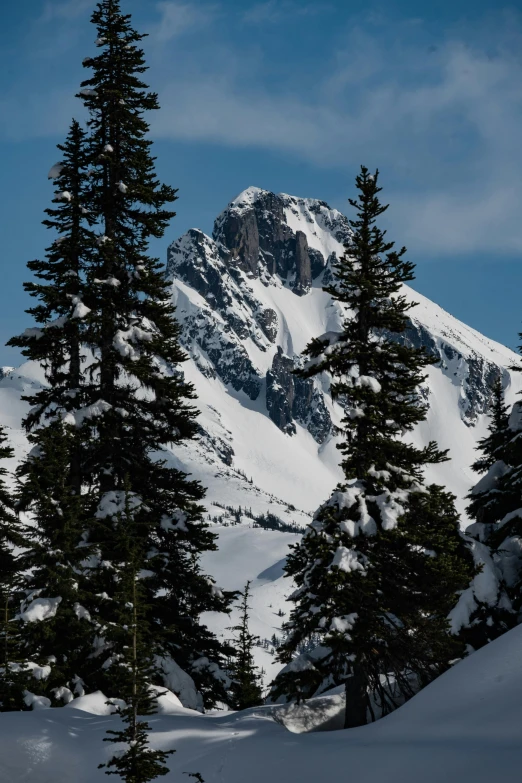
[[228, 582, 263, 710], [98, 489, 174, 781], [8, 118, 95, 453], [72, 0, 234, 705], [457, 376, 522, 650], [272, 167, 475, 727], [15, 421, 95, 705], [6, 118, 97, 705], [0, 427, 26, 711]]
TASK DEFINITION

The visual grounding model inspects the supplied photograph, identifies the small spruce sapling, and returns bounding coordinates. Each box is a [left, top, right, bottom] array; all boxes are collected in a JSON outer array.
[[228, 582, 264, 710]]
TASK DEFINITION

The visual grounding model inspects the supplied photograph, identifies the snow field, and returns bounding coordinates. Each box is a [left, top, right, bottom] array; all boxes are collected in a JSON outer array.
[[2, 623, 522, 782]]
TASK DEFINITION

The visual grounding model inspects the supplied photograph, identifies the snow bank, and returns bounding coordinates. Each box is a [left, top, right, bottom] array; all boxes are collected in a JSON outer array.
[[2, 625, 522, 781]]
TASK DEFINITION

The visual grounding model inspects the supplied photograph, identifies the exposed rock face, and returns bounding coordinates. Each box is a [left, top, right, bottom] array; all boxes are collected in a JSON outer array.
[[212, 188, 350, 295], [438, 341, 505, 426], [266, 348, 332, 443], [266, 348, 297, 436], [167, 186, 511, 448], [293, 231, 312, 296]]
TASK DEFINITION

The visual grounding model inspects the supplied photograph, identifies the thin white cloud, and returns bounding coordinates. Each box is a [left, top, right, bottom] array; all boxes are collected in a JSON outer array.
[[242, 1, 323, 25], [39, 0, 92, 22], [150, 1, 218, 42]]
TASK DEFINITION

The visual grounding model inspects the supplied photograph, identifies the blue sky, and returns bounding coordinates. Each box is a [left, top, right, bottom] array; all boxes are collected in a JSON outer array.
[[1, 0, 522, 365]]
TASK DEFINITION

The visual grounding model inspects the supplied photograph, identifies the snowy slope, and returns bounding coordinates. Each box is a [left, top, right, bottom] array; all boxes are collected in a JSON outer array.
[[2, 185, 522, 691], [2, 618, 522, 782]]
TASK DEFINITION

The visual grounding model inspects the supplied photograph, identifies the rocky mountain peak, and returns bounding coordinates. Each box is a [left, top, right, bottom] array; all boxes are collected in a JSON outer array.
[[212, 187, 350, 295], [166, 187, 518, 459]]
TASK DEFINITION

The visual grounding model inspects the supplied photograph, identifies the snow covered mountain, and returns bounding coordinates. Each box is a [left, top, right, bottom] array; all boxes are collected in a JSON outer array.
[[2, 185, 522, 687], [164, 185, 522, 518]]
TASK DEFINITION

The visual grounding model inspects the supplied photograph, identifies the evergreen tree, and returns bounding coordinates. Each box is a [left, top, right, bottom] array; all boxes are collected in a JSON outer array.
[[8, 118, 95, 447], [0, 427, 26, 711], [228, 582, 263, 710], [6, 118, 98, 702], [74, 0, 233, 705], [9, 0, 234, 710], [468, 377, 511, 515], [454, 376, 517, 651], [272, 167, 475, 728], [99, 489, 173, 781], [460, 358, 522, 642], [15, 422, 95, 705]]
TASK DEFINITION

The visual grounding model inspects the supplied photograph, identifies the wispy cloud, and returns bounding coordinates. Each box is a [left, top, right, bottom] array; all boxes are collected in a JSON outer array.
[[39, 0, 92, 23], [150, 1, 218, 42], [242, 0, 325, 25]]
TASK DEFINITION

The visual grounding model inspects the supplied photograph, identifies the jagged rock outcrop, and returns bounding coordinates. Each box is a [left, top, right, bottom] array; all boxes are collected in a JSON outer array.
[[266, 348, 331, 443], [212, 187, 350, 295]]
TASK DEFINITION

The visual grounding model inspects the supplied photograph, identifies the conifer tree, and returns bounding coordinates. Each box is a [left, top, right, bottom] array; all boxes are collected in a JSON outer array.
[[73, 0, 233, 704], [15, 421, 95, 705], [8, 118, 94, 443], [6, 118, 97, 702], [99, 489, 173, 781], [9, 0, 233, 710], [453, 377, 517, 651], [0, 427, 26, 711], [228, 582, 263, 711], [272, 167, 474, 727], [460, 368, 522, 645]]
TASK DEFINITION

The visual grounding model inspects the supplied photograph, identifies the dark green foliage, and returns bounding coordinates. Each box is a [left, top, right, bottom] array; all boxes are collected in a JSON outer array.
[[99, 489, 174, 782], [75, 0, 233, 704], [272, 167, 475, 727], [0, 427, 26, 711], [467, 377, 511, 526], [8, 119, 95, 451], [6, 118, 97, 707], [471, 378, 510, 474], [9, 0, 234, 712], [228, 582, 263, 711], [15, 422, 95, 704], [461, 377, 517, 651]]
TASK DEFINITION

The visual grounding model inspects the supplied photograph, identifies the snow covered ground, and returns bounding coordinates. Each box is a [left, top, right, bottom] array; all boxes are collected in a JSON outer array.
[[1, 621, 522, 782]]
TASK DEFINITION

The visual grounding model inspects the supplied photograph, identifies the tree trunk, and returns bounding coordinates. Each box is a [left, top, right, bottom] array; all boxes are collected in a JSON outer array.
[[344, 665, 368, 729]]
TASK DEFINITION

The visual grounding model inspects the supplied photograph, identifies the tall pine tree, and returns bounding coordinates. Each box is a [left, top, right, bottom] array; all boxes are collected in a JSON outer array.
[[74, 0, 233, 705], [272, 167, 474, 728], [9, 0, 234, 710]]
